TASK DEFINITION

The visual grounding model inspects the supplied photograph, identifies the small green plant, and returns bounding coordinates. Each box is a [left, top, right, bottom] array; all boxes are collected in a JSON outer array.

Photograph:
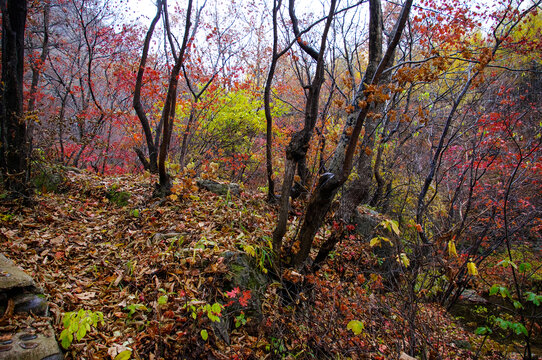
[[126, 260, 135, 276], [59, 309, 104, 349], [241, 236, 274, 274], [235, 312, 247, 328], [185, 301, 223, 322], [0, 213, 14, 222], [31, 158, 67, 193], [157, 288, 174, 306], [124, 303, 148, 318]]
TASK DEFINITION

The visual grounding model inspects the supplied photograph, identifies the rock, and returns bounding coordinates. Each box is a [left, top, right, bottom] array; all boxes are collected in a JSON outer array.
[[0, 326, 63, 360], [458, 289, 488, 304], [218, 251, 270, 341], [13, 293, 49, 316], [0, 254, 35, 290], [352, 206, 385, 240], [223, 251, 268, 294], [0, 254, 63, 360], [452, 339, 472, 350], [196, 179, 240, 196]]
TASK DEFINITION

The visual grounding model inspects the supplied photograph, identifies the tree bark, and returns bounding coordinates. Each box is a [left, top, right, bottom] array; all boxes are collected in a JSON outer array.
[[263, 0, 282, 203], [133, 0, 162, 173], [156, 0, 194, 195], [272, 0, 337, 255], [0, 0, 29, 197], [291, 0, 413, 267]]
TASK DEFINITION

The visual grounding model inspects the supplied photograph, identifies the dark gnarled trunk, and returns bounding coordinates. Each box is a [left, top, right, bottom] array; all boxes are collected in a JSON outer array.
[[291, 0, 413, 267], [1, 0, 29, 197]]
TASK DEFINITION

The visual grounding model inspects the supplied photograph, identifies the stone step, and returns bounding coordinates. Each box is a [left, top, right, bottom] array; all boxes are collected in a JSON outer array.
[[0, 254, 63, 360]]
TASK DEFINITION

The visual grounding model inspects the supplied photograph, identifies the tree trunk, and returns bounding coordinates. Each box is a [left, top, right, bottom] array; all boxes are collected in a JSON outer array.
[[263, 0, 282, 203], [156, 0, 194, 195], [133, 0, 162, 173], [272, 0, 337, 256], [291, 0, 413, 267], [0, 0, 29, 197]]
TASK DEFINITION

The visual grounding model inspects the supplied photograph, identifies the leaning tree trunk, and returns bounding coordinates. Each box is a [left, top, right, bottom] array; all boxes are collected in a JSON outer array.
[[290, 0, 413, 267], [0, 0, 29, 197], [263, 0, 282, 203]]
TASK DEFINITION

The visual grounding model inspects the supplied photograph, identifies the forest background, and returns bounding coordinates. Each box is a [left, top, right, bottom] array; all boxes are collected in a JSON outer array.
[[1, 0, 542, 359]]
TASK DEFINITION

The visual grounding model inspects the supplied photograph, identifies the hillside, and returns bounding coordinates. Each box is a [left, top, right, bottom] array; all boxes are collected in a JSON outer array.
[[1, 171, 537, 359]]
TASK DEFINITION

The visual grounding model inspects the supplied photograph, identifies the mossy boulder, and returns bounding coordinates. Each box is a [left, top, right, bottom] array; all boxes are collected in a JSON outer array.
[[196, 179, 240, 196]]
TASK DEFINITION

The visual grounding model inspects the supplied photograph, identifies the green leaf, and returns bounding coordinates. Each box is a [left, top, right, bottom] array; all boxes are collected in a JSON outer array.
[[114, 350, 132, 360], [513, 301, 523, 309], [389, 220, 400, 236], [60, 330, 73, 349], [489, 284, 500, 296], [525, 292, 541, 306], [508, 322, 528, 336], [475, 326, 492, 335], [200, 329, 208, 341], [369, 237, 381, 247], [211, 303, 222, 313], [76, 326, 87, 341], [158, 295, 168, 305], [519, 262, 531, 273], [347, 320, 364, 335]]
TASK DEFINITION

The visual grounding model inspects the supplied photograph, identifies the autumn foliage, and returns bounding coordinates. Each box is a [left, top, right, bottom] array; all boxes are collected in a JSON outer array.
[[1, 0, 542, 359]]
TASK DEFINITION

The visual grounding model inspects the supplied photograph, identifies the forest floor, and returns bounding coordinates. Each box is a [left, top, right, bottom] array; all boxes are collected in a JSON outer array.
[[0, 171, 535, 359]]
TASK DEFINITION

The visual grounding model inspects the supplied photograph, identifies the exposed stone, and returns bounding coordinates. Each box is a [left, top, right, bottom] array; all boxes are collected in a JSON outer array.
[[196, 179, 240, 196], [458, 288, 488, 304], [13, 293, 49, 316], [223, 251, 268, 295], [0, 326, 63, 360], [352, 206, 385, 239], [0, 255, 35, 290], [215, 251, 270, 343], [452, 339, 472, 350], [0, 254, 63, 360]]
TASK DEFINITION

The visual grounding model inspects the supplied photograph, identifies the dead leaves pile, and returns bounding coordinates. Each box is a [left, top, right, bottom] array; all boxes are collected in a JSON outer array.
[[0, 171, 503, 359], [1, 172, 277, 359]]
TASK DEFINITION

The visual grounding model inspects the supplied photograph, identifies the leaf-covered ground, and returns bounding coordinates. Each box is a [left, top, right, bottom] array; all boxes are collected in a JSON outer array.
[[0, 172, 525, 359]]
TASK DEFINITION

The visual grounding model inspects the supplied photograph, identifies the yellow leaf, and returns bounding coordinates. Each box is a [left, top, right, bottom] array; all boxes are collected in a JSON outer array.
[[369, 237, 381, 247], [243, 244, 256, 257], [169, 194, 178, 201], [448, 240, 458, 257], [381, 237, 393, 246], [114, 350, 132, 360], [347, 320, 364, 335], [397, 253, 410, 267], [467, 261, 478, 276]]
